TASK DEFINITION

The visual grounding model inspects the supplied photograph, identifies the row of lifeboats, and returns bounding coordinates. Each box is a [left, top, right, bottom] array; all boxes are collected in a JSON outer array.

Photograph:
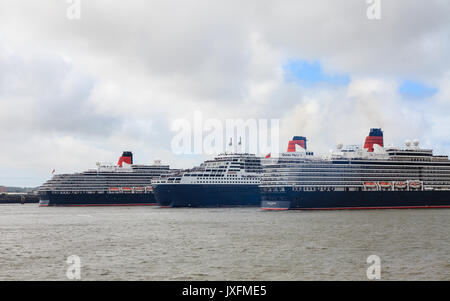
[[364, 181, 422, 190], [108, 186, 153, 193]]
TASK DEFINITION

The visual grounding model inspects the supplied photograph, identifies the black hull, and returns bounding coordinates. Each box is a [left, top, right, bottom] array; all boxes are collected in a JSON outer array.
[[39, 192, 157, 207], [261, 188, 450, 210], [152, 184, 261, 207]]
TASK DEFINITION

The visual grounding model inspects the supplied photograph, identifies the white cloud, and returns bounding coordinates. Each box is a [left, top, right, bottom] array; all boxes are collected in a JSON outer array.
[[0, 0, 449, 186]]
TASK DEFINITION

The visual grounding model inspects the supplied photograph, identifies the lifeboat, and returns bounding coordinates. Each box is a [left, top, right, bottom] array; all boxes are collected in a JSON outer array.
[[409, 181, 422, 189], [364, 182, 377, 188], [109, 187, 120, 192], [145, 186, 153, 192], [121, 187, 132, 193], [394, 182, 407, 189], [379, 182, 392, 189], [133, 187, 145, 192]]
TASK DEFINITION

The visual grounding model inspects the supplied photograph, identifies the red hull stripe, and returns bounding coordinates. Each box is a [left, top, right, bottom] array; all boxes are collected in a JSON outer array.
[[39, 203, 157, 207], [262, 205, 450, 211]]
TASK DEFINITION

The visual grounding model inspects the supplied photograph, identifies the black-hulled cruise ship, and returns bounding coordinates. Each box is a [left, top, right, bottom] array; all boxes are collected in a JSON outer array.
[[152, 140, 263, 207], [38, 152, 174, 206], [261, 129, 450, 210]]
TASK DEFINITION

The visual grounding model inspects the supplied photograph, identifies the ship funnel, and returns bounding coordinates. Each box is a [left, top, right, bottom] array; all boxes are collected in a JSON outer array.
[[363, 128, 384, 152], [118, 151, 133, 167], [287, 136, 307, 152]]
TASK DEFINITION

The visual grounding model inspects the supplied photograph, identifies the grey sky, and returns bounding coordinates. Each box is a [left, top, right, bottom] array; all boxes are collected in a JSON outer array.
[[0, 0, 449, 186]]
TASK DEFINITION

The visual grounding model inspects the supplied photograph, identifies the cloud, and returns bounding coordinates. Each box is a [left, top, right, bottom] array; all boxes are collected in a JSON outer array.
[[280, 78, 429, 153], [0, 45, 120, 137], [0, 0, 449, 186]]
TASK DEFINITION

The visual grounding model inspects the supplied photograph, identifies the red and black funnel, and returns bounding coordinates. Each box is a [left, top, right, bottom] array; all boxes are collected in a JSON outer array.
[[363, 128, 383, 152], [117, 151, 133, 167], [287, 136, 307, 152]]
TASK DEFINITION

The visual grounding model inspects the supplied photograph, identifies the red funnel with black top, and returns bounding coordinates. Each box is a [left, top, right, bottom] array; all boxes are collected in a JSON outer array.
[[363, 128, 384, 152], [117, 151, 133, 167], [287, 136, 307, 152]]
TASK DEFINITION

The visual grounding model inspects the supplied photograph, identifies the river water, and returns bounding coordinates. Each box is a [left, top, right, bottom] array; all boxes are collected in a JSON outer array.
[[0, 204, 448, 280]]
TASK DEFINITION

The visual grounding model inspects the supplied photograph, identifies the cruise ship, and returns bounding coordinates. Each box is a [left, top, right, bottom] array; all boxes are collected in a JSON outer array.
[[38, 151, 173, 206], [261, 129, 450, 210], [152, 140, 263, 207]]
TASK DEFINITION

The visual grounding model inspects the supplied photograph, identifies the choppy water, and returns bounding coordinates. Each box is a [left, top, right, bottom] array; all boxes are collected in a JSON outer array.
[[0, 204, 449, 280]]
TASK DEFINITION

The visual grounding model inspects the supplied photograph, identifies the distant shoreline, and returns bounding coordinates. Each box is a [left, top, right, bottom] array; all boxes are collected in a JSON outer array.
[[0, 194, 39, 204]]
